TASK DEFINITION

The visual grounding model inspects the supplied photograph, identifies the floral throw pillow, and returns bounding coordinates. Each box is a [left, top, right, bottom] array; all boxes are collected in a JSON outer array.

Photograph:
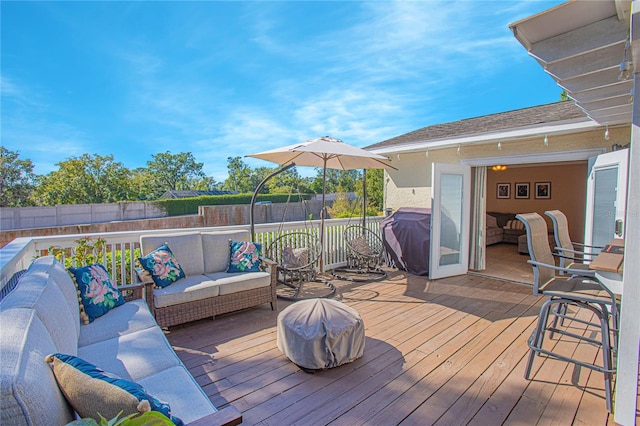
[[137, 244, 185, 289], [282, 247, 309, 268], [68, 264, 125, 324], [227, 240, 262, 273]]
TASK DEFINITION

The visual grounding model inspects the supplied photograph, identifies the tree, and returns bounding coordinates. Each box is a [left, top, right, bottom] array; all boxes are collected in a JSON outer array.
[[223, 156, 258, 193], [35, 154, 133, 205], [0, 147, 37, 207], [363, 168, 384, 212], [309, 169, 361, 195], [147, 152, 205, 192]]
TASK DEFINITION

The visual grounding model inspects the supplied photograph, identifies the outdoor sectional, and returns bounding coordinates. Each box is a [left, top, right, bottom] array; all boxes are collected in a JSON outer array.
[[0, 256, 242, 425]]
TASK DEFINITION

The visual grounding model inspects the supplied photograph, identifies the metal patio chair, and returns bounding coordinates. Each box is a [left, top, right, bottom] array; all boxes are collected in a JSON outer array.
[[517, 212, 618, 412]]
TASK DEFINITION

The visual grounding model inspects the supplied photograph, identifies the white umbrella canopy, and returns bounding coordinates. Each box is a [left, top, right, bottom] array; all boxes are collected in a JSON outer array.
[[247, 136, 396, 171], [247, 136, 396, 272]]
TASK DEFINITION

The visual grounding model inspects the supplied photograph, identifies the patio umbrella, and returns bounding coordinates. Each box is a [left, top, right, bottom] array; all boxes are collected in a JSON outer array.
[[247, 136, 396, 271]]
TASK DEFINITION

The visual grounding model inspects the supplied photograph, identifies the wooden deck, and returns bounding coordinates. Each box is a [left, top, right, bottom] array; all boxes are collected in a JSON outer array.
[[167, 270, 621, 425]]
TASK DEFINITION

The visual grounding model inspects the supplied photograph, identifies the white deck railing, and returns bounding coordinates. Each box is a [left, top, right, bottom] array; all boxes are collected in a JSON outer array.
[[0, 217, 384, 291]]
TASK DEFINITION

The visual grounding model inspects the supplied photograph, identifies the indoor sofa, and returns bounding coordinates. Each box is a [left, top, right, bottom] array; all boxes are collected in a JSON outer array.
[[138, 230, 277, 328], [0, 256, 241, 425]]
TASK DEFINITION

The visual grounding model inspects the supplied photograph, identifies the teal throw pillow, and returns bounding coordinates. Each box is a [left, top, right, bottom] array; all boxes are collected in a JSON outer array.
[[137, 244, 185, 288], [45, 353, 183, 425], [68, 264, 125, 325], [227, 240, 262, 273]]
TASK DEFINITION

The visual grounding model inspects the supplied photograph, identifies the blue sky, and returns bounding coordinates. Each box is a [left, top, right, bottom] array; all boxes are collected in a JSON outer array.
[[2, 0, 563, 182]]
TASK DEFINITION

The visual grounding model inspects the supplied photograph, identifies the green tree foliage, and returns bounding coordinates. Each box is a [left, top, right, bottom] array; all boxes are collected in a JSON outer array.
[[363, 168, 384, 212], [146, 151, 206, 192], [223, 156, 260, 193], [0, 146, 36, 207], [309, 169, 361, 194], [35, 154, 133, 205]]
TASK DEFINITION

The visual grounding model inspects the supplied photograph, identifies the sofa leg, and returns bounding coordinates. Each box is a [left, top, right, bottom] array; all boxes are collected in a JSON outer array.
[[271, 301, 275, 311]]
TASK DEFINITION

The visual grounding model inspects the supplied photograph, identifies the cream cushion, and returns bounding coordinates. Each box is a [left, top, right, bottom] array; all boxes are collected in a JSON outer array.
[[140, 233, 204, 276]]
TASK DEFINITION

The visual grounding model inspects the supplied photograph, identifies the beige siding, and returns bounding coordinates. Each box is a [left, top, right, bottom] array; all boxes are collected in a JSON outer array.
[[384, 126, 630, 222]]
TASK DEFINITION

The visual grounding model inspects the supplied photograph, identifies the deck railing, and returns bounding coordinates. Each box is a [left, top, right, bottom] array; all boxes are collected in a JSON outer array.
[[0, 217, 385, 291]]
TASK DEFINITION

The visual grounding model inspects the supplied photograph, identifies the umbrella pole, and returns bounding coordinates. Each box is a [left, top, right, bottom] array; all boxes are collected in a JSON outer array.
[[362, 168, 367, 232], [319, 158, 327, 272]]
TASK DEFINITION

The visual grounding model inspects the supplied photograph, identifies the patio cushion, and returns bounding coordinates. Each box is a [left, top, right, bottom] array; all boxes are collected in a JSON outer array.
[[204, 271, 271, 296], [137, 366, 217, 425], [283, 247, 309, 268], [68, 264, 125, 324], [152, 275, 221, 309], [0, 273, 78, 355], [349, 235, 373, 255], [227, 240, 262, 273], [140, 233, 204, 276], [137, 244, 186, 289], [78, 299, 158, 348], [77, 326, 181, 382], [0, 309, 75, 425], [45, 353, 182, 425]]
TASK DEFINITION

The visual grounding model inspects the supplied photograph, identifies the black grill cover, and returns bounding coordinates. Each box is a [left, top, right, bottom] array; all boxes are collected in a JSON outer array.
[[381, 208, 431, 276]]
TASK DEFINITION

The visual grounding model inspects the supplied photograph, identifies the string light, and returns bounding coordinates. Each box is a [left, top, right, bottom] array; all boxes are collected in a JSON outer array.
[[457, 145, 461, 155], [397, 153, 400, 160], [604, 125, 610, 140], [425, 149, 429, 157], [497, 142, 502, 151], [543, 134, 549, 146]]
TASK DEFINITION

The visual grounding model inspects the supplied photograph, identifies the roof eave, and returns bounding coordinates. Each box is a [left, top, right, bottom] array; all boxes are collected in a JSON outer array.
[[368, 119, 600, 155]]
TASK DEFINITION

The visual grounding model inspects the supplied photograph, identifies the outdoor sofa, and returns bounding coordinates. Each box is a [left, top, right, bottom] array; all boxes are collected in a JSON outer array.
[[0, 256, 242, 425], [137, 229, 277, 328]]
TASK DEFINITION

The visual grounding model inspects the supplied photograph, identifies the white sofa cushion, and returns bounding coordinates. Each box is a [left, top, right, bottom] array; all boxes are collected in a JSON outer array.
[[137, 365, 218, 424], [205, 271, 272, 296], [202, 230, 250, 273], [77, 326, 181, 382], [140, 233, 205, 276], [0, 309, 75, 425], [0, 273, 78, 355], [78, 299, 158, 348], [153, 274, 221, 309], [18, 256, 81, 337]]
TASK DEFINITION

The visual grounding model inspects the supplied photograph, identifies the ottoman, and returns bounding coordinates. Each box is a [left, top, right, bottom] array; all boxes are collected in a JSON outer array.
[[277, 298, 365, 371]]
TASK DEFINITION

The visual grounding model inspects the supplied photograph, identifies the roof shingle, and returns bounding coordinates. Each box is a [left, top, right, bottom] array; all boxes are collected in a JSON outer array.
[[366, 102, 588, 150]]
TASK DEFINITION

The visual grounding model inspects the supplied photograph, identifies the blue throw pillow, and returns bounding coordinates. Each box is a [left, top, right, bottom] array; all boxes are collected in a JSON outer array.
[[227, 240, 262, 273], [68, 264, 125, 325], [137, 244, 185, 288], [45, 353, 183, 425]]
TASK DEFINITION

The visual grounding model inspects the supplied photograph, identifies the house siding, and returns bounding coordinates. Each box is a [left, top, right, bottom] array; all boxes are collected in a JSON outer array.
[[383, 126, 630, 237]]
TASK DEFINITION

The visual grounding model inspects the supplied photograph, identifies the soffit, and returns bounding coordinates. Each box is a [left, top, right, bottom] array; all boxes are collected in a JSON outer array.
[[510, 0, 633, 126]]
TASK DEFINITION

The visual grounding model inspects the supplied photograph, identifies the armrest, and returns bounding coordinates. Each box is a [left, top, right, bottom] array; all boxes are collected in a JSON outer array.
[[186, 406, 242, 426], [118, 282, 145, 302], [555, 247, 597, 259], [259, 256, 277, 267], [527, 260, 597, 278], [572, 242, 604, 249]]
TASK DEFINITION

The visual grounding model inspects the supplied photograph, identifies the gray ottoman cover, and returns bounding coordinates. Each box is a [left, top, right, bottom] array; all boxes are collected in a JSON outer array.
[[277, 298, 365, 370]]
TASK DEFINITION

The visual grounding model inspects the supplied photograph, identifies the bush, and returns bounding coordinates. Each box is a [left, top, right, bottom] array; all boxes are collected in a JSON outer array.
[[153, 193, 312, 216]]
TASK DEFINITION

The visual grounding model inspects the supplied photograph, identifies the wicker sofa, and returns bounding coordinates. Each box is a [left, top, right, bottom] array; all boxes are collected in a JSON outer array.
[[0, 256, 241, 425], [138, 230, 277, 328]]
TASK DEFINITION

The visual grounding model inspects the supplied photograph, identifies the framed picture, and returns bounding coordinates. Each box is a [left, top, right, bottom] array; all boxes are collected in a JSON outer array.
[[515, 182, 530, 199], [496, 183, 510, 199], [535, 182, 551, 199]]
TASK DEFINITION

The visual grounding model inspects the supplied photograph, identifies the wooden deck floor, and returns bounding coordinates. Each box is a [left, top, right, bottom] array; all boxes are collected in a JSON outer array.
[[167, 270, 620, 425]]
